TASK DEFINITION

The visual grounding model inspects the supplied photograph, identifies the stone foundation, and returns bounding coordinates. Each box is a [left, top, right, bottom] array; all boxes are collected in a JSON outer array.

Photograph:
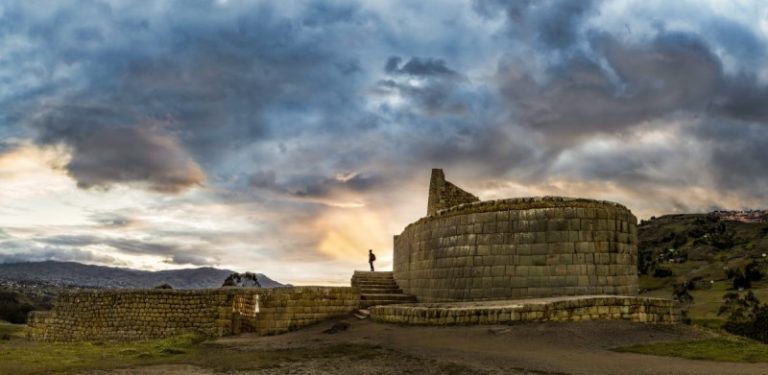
[[27, 287, 359, 342], [369, 296, 680, 325]]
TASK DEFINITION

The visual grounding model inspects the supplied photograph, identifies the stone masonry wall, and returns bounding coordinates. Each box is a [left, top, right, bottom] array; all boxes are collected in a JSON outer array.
[[27, 287, 359, 342], [393, 197, 639, 302], [370, 296, 680, 325], [427, 169, 480, 216], [233, 287, 360, 335]]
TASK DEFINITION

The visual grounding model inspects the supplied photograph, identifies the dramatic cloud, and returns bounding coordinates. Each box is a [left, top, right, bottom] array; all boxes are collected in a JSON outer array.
[[500, 33, 722, 136], [1, 0, 768, 283], [37, 119, 205, 192], [385, 56, 460, 77], [474, 0, 598, 50]]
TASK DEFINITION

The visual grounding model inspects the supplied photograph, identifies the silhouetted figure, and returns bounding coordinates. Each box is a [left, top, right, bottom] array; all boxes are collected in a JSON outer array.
[[368, 249, 376, 272]]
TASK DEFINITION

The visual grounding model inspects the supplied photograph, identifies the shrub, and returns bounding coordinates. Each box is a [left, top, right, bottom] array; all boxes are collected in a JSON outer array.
[[745, 261, 764, 282], [0, 293, 35, 324], [652, 267, 673, 278], [673, 280, 694, 304], [222, 272, 262, 288], [726, 262, 764, 290], [710, 232, 735, 250], [638, 251, 656, 275], [719, 291, 768, 344], [732, 272, 752, 290]]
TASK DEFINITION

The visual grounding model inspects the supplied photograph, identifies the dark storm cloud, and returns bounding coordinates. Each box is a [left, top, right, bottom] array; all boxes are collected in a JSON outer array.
[[248, 170, 383, 199], [4, 0, 768, 275], [693, 120, 768, 197], [384, 56, 460, 77], [247, 170, 280, 191], [498, 32, 724, 137], [164, 254, 217, 266], [300, 2, 357, 27], [0, 239, 121, 264], [34, 109, 204, 192], [469, 0, 768, 205], [470, 1, 766, 130], [293, 173, 382, 198], [473, 0, 598, 50], [39, 234, 213, 258], [706, 18, 765, 63], [6, 0, 370, 193], [713, 75, 768, 123], [375, 78, 469, 115], [375, 56, 470, 115]]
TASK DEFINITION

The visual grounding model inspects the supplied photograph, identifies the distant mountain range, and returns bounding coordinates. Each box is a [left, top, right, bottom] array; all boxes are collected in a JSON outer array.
[[0, 261, 285, 289]]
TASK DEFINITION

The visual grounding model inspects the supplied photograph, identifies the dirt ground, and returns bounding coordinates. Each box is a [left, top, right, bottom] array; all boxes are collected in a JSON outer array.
[[84, 318, 768, 375]]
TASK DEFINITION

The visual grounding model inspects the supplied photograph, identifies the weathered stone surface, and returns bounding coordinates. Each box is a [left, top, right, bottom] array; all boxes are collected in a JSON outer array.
[[369, 296, 681, 325], [394, 196, 639, 302], [27, 287, 359, 342], [427, 169, 480, 216]]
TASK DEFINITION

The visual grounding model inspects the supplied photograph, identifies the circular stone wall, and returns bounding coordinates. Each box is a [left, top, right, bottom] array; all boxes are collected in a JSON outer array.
[[392, 197, 638, 303]]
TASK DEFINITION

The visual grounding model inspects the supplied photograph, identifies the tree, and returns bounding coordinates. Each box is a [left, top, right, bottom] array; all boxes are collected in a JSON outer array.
[[673, 280, 694, 304], [222, 272, 262, 288], [718, 291, 768, 343]]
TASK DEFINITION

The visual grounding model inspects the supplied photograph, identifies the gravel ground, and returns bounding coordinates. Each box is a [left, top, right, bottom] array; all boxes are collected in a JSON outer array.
[[83, 318, 768, 375]]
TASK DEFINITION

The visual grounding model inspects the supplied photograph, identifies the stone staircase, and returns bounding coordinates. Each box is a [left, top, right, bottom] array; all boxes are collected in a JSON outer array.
[[351, 271, 416, 309]]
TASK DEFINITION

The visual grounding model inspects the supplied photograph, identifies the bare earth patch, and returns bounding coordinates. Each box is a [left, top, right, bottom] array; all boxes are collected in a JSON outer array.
[[80, 318, 768, 375]]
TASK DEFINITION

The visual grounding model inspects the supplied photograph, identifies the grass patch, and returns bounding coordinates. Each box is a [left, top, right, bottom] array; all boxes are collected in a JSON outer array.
[[183, 342, 385, 372], [0, 328, 388, 375], [0, 321, 26, 339], [640, 279, 768, 330], [0, 331, 205, 375], [615, 338, 768, 363]]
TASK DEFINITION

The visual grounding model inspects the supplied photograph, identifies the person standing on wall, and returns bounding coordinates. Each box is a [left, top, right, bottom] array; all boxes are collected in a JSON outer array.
[[368, 249, 376, 272]]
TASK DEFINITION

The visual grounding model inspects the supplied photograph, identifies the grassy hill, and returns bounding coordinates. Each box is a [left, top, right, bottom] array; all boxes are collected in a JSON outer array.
[[638, 214, 768, 327]]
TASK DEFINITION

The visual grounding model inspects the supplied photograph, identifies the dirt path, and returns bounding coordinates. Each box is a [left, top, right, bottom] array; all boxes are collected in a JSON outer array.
[[85, 319, 768, 375]]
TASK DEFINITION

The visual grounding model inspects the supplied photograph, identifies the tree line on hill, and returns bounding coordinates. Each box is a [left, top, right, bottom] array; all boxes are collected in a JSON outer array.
[[639, 213, 768, 343]]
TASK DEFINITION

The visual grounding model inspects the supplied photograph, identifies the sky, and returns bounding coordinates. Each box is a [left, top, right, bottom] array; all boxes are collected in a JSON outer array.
[[2, 0, 768, 285]]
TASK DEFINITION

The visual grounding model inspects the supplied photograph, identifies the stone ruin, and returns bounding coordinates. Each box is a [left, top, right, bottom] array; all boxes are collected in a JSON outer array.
[[394, 169, 640, 302], [371, 169, 680, 324], [27, 168, 679, 343]]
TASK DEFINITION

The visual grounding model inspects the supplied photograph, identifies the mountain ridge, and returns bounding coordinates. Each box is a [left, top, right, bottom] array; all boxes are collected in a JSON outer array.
[[0, 261, 285, 289]]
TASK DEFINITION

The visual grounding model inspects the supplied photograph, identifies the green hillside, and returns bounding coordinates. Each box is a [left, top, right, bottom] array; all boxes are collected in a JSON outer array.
[[638, 214, 768, 327]]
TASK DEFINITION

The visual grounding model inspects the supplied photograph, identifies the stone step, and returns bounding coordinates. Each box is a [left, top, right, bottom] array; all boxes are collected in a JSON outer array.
[[353, 284, 399, 289], [352, 281, 399, 287], [352, 280, 397, 286], [352, 271, 394, 280], [352, 276, 395, 280], [351, 270, 413, 309], [361, 293, 416, 301], [359, 298, 417, 308], [358, 288, 403, 294], [357, 285, 403, 294]]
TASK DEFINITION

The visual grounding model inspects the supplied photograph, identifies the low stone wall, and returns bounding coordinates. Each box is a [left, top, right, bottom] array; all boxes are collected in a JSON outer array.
[[394, 197, 639, 302], [369, 296, 680, 325], [234, 287, 361, 335], [27, 287, 359, 342]]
